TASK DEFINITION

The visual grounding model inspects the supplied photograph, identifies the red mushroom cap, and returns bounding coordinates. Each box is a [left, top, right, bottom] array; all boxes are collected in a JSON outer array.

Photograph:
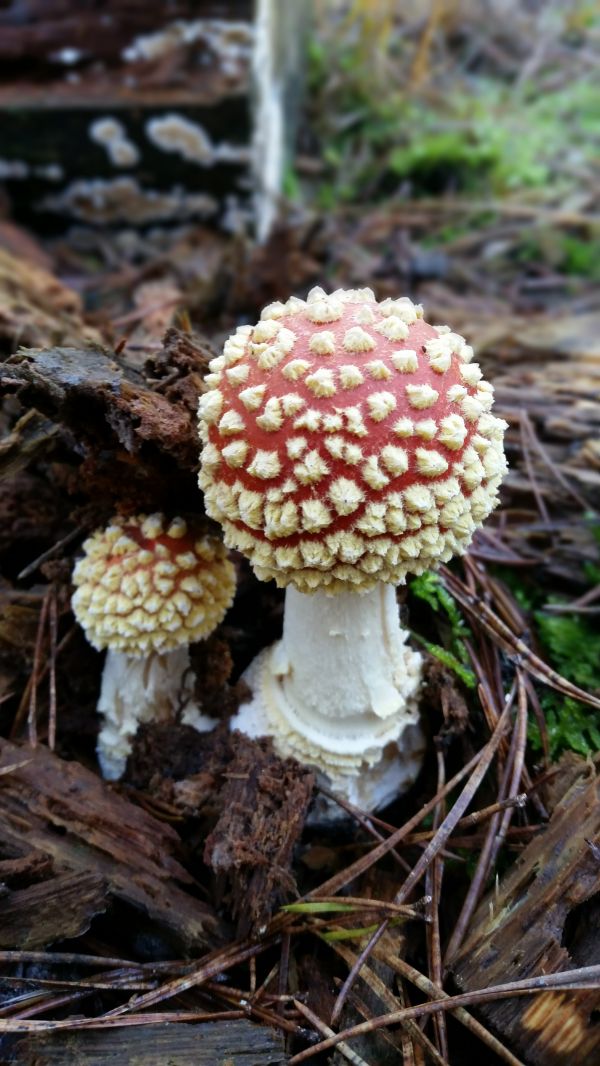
[[72, 514, 236, 654], [198, 289, 507, 593]]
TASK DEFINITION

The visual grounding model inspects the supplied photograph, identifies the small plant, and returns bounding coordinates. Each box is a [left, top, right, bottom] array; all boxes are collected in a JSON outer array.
[[492, 536, 600, 760], [410, 571, 476, 689]]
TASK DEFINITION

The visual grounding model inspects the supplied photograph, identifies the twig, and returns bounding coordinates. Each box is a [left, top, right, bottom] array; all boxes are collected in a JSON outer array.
[[395, 698, 512, 906], [100, 938, 277, 1018], [318, 785, 412, 874], [329, 702, 512, 1026], [332, 943, 449, 1066], [403, 794, 527, 844], [278, 933, 290, 1015], [299, 749, 484, 905], [289, 965, 600, 1063], [487, 670, 529, 873], [17, 526, 83, 580], [27, 590, 50, 747], [441, 568, 600, 710], [426, 746, 447, 1060], [295, 998, 373, 1066], [329, 923, 389, 1028]]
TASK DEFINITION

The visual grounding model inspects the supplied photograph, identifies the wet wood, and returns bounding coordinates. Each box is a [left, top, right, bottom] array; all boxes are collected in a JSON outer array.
[[1, 332, 210, 468], [0, 871, 107, 949], [0, 738, 221, 951], [0, 328, 213, 513], [450, 753, 600, 1066], [205, 734, 314, 937], [4, 1018, 288, 1065]]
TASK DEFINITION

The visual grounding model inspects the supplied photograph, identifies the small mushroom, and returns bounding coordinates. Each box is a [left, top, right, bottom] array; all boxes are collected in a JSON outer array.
[[198, 288, 508, 810], [72, 513, 236, 779]]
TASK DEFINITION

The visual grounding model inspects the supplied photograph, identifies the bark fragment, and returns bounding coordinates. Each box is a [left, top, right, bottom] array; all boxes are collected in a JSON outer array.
[[0, 871, 107, 949], [0, 738, 221, 951], [205, 733, 314, 937], [4, 1019, 287, 1066], [450, 753, 600, 1066]]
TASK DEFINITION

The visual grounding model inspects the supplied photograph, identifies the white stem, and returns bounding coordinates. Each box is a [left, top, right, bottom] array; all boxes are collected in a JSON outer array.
[[233, 584, 424, 811], [97, 646, 216, 780]]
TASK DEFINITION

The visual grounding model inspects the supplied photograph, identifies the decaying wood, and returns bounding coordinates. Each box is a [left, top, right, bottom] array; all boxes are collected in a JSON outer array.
[[4, 1018, 287, 1066], [0, 331, 210, 468], [0, 4, 252, 116], [0, 871, 107, 950], [450, 753, 600, 1066], [0, 247, 101, 352], [0, 328, 214, 512], [0, 738, 221, 952], [205, 734, 315, 937]]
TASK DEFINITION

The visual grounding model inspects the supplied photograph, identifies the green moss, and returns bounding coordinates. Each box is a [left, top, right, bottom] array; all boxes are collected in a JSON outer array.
[[389, 131, 497, 192], [535, 610, 600, 692]]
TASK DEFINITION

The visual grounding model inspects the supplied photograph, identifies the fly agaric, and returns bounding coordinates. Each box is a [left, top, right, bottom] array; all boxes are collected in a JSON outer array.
[[198, 288, 507, 809], [72, 513, 236, 779]]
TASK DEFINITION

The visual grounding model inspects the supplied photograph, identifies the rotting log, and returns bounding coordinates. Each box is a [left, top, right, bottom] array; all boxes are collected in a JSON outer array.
[[3, 1018, 288, 1065], [0, 1, 253, 231], [450, 753, 600, 1066], [0, 737, 222, 952], [0, 333, 209, 468], [0, 0, 310, 238]]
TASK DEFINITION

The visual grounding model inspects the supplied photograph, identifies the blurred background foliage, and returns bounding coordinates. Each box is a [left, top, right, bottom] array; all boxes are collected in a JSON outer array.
[[292, 0, 600, 279], [292, 1, 600, 760]]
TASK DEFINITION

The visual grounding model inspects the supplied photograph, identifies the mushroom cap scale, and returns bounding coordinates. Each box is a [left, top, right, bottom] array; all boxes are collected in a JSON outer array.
[[72, 514, 235, 655], [198, 289, 508, 593]]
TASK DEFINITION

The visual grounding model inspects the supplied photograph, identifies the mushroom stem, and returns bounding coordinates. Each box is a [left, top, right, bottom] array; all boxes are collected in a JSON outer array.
[[233, 584, 425, 810], [97, 646, 216, 780]]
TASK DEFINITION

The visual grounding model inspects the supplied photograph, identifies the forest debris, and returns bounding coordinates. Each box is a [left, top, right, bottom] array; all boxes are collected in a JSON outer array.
[[0, 410, 61, 480], [0, 836, 52, 887], [126, 721, 233, 797], [0, 247, 101, 352], [4, 1018, 287, 1066], [450, 753, 600, 1066], [0, 738, 221, 951], [0, 871, 107, 949], [422, 654, 470, 738], [205, 734, 314, 937], [0, 328, 211, 470], [190, 633, 251, 722]]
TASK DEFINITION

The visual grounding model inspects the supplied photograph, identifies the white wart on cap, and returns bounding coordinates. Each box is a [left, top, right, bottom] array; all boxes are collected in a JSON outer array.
[[72, 513, 236, 655]]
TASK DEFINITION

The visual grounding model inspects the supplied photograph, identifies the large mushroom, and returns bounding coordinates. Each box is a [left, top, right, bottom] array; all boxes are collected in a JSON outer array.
[[72, 513, 236, 779], [198, 288, 507, 809]]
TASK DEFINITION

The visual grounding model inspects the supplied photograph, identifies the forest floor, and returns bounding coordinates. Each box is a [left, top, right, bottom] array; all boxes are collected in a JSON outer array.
[[0, 4, 599, 1065]]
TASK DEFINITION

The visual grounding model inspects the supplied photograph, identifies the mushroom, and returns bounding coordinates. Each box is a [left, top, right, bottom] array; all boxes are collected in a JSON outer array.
[[72, 513, 236, 779], [198, 288, 507, 809]]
